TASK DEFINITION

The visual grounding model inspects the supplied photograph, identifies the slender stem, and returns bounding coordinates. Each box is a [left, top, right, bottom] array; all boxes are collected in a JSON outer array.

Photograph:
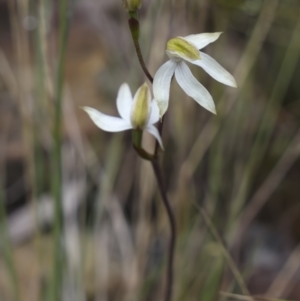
[[127, 13, 175, 301], [128, 15, 166, 154], [128, 17, 153, 84], [133, 142, 175, 301], [131, 34, 165, 156], [152, 159, 176, 301], [134, 144, 176, 301], [130, 39, 174, 298], [133, 145, 155, 161], [132, 129, 155, 160], [129, 21, 166, 155], [132, 39, 153, 83]]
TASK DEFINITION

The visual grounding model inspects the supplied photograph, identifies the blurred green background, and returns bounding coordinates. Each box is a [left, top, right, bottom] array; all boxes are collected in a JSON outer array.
[[0, 0, 300, 300]]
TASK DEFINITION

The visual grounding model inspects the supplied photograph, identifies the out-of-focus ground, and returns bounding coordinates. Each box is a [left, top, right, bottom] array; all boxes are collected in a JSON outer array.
[[1, 0, 300, 300]]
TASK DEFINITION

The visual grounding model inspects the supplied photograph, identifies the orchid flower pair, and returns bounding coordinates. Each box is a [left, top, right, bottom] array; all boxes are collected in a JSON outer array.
[[83, 32, 236, 149]]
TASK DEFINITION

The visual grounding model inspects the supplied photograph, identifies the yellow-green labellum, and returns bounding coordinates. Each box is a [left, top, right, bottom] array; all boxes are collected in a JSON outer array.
[[167, 37, 200, 61], [131, 83, 150, 129]]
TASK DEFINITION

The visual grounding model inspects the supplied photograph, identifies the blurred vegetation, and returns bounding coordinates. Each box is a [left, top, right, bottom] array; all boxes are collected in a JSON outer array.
[[0, 0, 300, 300]]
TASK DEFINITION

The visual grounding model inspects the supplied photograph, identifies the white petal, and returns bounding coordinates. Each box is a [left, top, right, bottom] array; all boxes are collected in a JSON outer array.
[[174, 62, 216, 114], [82, 107, 132, 132], [116, 83, 133, 121], [183, 32, 222, 50], [153, 60, 177, 117], [147, 100, 160, 125], [188, 52, 237, 87], [145, 124, 164, 150]]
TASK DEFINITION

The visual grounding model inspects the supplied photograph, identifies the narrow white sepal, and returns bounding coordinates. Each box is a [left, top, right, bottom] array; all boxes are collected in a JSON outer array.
[[147, 100, 160, 125], [183, 32, 222, 50], [174, 62, 216, 114], [82, 107, 132, 132], [145, 124, 164, 150], [116, 83, 133, 122], [189, 52, 237, 87], [153, 60, 177, 117]]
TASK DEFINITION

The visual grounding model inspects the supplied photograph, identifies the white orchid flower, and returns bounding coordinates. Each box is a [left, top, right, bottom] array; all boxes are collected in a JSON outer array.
[[153, 32, 237, 117], [83, 83, 163, 149]]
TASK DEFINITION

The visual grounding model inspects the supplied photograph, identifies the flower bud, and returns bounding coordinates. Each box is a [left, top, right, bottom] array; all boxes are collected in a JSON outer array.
[[131, 83, 150, 130], [166, 37, 200, 61], [123, 0, 142, 12]]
